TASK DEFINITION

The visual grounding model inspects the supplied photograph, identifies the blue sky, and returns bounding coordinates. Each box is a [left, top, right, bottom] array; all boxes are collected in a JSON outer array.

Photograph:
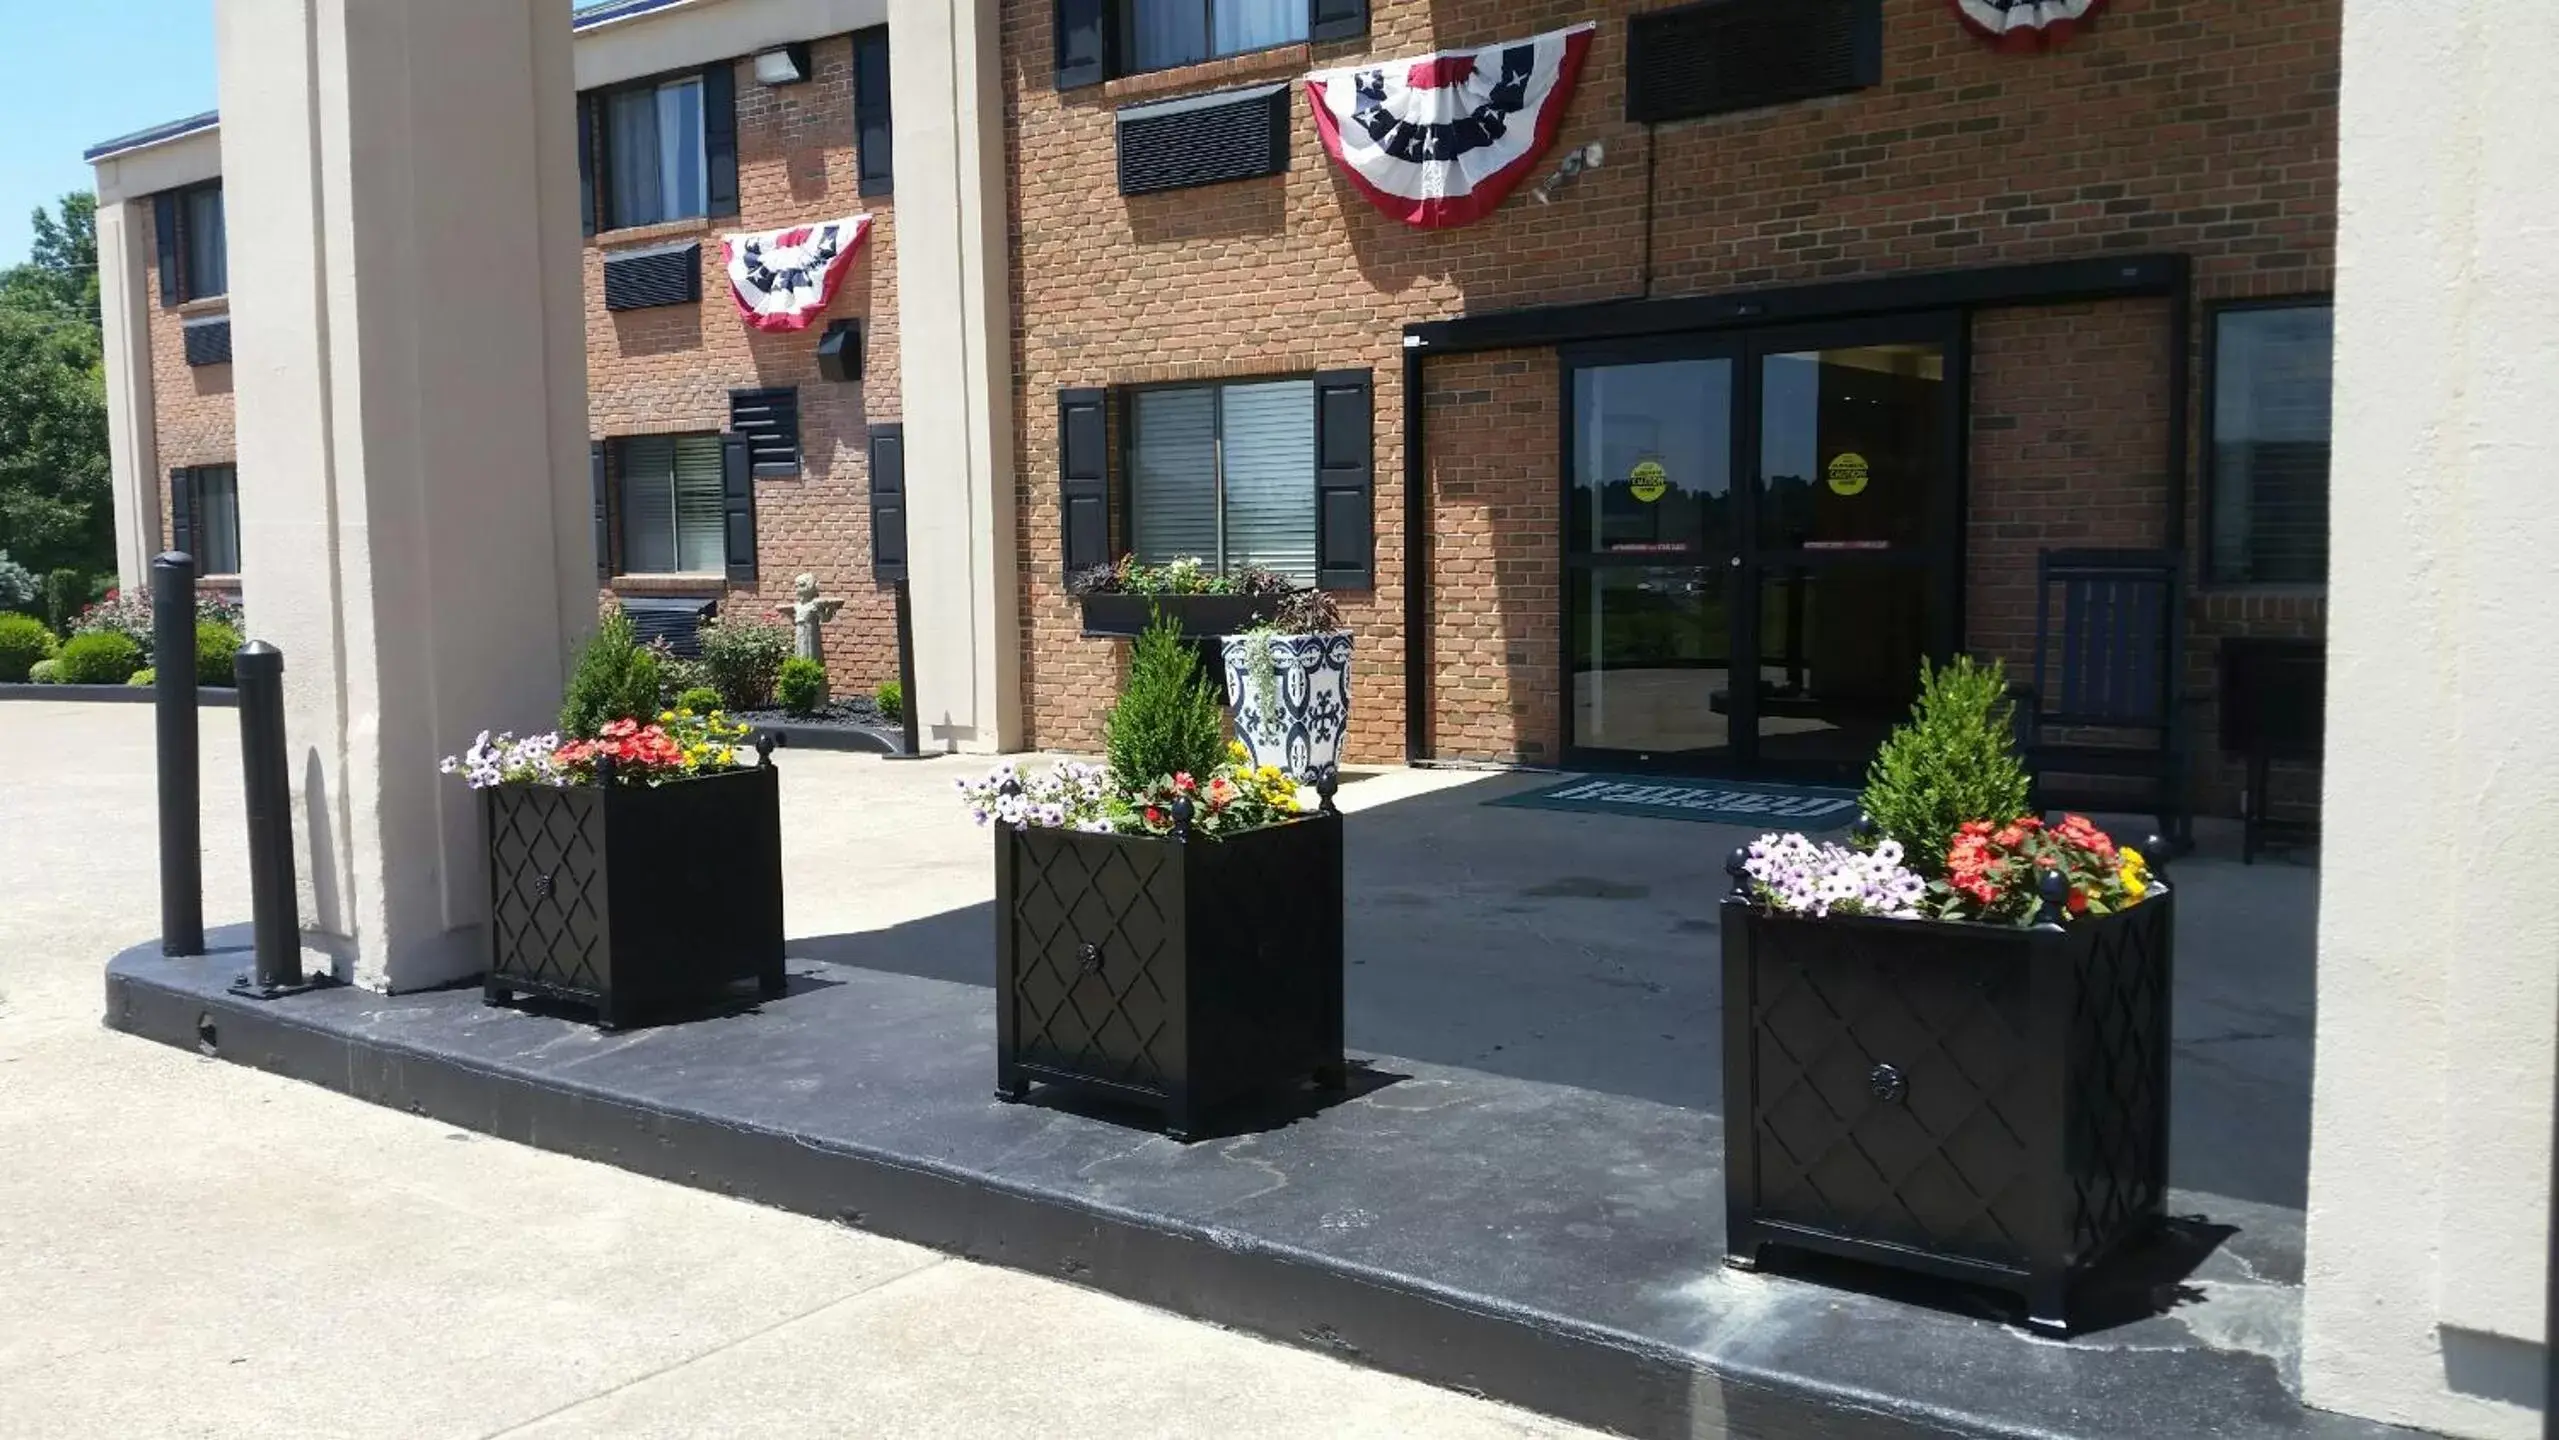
[[0, 0, 218, 264]]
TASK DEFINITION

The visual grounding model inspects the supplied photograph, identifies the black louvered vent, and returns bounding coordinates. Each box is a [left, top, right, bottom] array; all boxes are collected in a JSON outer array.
[[620, 597, 719, 658], [1117, 83, 1291, 196], [1627, 0, 1882, 124], [182, 315, 232, 367], [728, 387, 802, 478], [603, 240, 703, 311]]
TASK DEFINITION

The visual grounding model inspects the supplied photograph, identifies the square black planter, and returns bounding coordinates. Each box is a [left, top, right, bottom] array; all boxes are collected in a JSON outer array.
[[994, 811, 1346, 1140], [1076, 592, 1273, 639], [482, 765, 784, 1027], [1720, 876, 2174, 1336]]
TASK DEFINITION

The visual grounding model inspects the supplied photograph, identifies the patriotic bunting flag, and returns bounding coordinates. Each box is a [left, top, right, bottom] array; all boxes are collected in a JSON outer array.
[[724, 215, 873, 333], [1951, 0, 2105, 52], [1306, 23, 1595, 231]]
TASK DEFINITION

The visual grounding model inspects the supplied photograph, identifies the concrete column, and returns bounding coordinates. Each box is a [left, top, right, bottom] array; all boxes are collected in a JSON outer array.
[[217, 0, 594, 991], [2303, 2, 2559, 1435], [94, 200, 159, 592], [888, 0, 1021, 753]]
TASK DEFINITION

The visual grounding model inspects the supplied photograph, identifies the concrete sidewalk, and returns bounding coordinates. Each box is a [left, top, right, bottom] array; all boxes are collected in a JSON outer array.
[[0, 701, 1585, 1440]]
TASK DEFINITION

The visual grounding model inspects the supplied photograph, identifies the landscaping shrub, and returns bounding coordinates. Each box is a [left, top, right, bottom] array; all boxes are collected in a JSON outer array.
[[873, 678, 903, 722], [27, 659, 59, 684], [196, 620, 242, 687], [0, 553, 36, 614], [776, 657, 829, 716], [558, 611, 662, 739], [129, 667, 155, 687], [676, 685, 723, 714], [697, 616, 792, 711], [1103, 616, 1226, 794], [649, 639, 714, 707], [54, 630, 145, 685], [42, 569, 88, 634], [1860, 655, 2031, 877], [71, 590, 243, 663], [0, 613, 55, 681]]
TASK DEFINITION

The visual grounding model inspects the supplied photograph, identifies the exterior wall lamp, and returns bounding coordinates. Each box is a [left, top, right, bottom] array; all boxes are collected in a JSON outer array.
[[754, 43, 813, 87]]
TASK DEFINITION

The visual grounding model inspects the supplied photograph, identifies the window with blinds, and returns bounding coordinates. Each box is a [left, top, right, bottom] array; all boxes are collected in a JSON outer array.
[[2208, 303, 2333, 586], [616, 434, 728, 575], [195, 465, 242, 576], [1127, 379, 1316, 585]]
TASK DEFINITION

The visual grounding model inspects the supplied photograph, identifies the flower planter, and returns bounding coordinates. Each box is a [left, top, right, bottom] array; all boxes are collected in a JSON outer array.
[[1719, 859, 2174, 1336], [482, 764, 784, 1027], [1219, 630, 1353, 783], [994, 808, 1346, 1139], [1076, 592, 1274, 640]]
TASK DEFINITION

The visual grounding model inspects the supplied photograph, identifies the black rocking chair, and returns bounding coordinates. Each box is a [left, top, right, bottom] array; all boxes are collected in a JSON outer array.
[[2014, 549, 2191, 848]]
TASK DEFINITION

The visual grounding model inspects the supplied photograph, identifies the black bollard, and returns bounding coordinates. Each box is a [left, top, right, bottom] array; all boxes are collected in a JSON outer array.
[[152, 552, 204, 957], [884, 575, 924, 760], [230, 641, 318, 999]]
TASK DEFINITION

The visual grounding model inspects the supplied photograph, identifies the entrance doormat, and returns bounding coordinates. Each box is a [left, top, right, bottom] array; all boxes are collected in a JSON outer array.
[[1489, 776, 1861, 829]]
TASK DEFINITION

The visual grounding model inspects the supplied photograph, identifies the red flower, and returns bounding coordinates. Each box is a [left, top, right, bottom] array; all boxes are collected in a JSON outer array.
[[1144, 806, 1165, 827], [1958, 820, 1994, 838], [2066, 887, 2090, 915], [1172, 772, 1197, 792]]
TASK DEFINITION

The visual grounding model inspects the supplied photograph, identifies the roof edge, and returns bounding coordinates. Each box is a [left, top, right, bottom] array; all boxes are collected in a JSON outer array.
[[82, 110, 221, 165]]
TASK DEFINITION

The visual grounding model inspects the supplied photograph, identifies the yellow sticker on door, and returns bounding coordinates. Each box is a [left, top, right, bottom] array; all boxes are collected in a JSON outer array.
[[1629, 458, 1669, 503], [1826, 452, 1871, 497]]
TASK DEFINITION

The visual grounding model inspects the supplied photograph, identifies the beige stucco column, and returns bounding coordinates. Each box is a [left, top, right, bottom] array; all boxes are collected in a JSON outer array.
[[888, 0, 1020, 753], [217, 0, 595, 991], [92, 199, 159, 591], [2303, 2, 2559, 1435]]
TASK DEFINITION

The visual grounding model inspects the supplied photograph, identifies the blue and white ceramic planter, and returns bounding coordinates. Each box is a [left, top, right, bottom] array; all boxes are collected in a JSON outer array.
[[1219, 630, 1353, 784]]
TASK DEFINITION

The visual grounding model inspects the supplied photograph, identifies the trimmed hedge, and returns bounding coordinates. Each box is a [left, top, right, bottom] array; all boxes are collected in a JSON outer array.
[[54, 631, 145, 685], [197, 620, 242, 687], [0, 613, 54, 683]]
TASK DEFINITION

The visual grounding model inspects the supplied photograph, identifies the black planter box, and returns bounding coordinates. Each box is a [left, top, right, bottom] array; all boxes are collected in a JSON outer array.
[[1076, 592, 1273, 639], [995, 811, 1346, 1139], [483, 765, 784, 1027], [1720, 875, 2174, 1336]]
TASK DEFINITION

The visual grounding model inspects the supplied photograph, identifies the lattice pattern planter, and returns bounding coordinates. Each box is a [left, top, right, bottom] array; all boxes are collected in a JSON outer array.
[[483, 764, 784, 1027], [995, 809, 1346, 1140], [1719, 870, 2174, 1336]]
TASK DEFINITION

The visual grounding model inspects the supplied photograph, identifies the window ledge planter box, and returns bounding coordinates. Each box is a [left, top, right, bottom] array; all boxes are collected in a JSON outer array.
[[1719, 858, 2174, 1337], [1076, 591, 1274, 639], [483, 763, 784, 1028], [995, 805, 1346, 1140]]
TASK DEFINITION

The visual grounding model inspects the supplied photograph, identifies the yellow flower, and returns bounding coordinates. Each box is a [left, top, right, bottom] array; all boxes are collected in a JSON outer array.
[[1227, 740, 1250, 762], [2119, 847, 2149, 902]]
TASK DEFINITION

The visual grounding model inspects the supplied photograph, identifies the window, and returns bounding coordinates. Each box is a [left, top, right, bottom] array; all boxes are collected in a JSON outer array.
[[1127, 379, 1316, 583], [606, 76, 708, 229], [2208, 301, 2333, 586], [1121, 0, 1306, 73], [616, 435, 728, 574], [154, 182, 226, 306], [193, 466, 241, 575]]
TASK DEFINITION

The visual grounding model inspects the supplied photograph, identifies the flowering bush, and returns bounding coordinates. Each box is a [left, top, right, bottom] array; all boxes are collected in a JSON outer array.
[[70, 590, 244, 661], [439, 708, 752, 790], [959, 743, 1306, 839], [1743, 833, 1929, 919], [1936, 813, 2152, 925]]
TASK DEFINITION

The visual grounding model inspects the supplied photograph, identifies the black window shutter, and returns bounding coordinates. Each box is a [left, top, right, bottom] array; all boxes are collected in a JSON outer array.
[[1308, 0, 1368, 44], [869, 423, 908, 583], [854, 26, 894, 197], [154, 194, 183, 307], [1056, 0, 1113, 89], [1058, 388, 1110, 578], [168, 467, 196, 558], [591, 440, 610, 581], [728, 386, 802, 477], [703, 61, 740, 218], [1313, 369, 1374, 591], [577, 93, 598, 238], [721, 433, 758, 583]]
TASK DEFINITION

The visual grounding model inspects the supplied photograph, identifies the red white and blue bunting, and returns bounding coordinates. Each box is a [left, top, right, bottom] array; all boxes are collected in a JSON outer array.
[[1305, 23, 1595, 230], [1951, 0, 2105, 52], [723, 214, 872, 333]]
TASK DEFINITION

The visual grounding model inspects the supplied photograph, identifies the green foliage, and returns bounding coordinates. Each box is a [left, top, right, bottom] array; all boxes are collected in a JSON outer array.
[[0, 552, 35, 613], [26, 658, 58, 683], [872, 678, 903, 721], [675, 686, 724, 714], [697, 616, 793, 710], [648, 639, 713, 707], [128, 667, 154, 688], [53, 629, 143, 685], [776, 657, 829, 716], [558, 611, 662, 739], [0, 612, 54, 681], [0, 195, 110, 578], [1103, 616, 1227, 795], [1859, 655, 2032, 876], [41, 567, 86, 632], [196, 620, 242, 687]]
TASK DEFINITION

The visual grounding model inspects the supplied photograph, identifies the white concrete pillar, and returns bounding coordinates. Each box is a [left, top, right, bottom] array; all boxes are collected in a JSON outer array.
[[217, 0, 594, 991], [94, 199, 159, 592], [888, 0, 1021, 753], [2304, 2, 2559, 1435]]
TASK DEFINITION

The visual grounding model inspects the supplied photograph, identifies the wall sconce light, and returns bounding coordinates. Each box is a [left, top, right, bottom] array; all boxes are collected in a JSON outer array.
[[816, 319, 862, 383], [1531, 141, 1607, 206], [754, 43, 813, 87]]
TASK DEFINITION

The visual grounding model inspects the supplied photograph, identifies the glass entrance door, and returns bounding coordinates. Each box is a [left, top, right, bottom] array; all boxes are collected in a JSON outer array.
[[1562, 317, 1960, 777]]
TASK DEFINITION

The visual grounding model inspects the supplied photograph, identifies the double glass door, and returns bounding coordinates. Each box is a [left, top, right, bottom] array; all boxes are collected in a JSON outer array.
[[1563, 316, 1961, 779]]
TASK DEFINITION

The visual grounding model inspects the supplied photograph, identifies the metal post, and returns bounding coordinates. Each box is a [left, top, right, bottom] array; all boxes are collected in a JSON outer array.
[[152, 552, 203, 957], [230, 640, 320, 999], [883, 575, 925, 759]]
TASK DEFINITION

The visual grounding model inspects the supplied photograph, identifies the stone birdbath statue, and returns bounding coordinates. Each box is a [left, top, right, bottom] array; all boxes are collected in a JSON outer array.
[[775, 573, 845, 665]]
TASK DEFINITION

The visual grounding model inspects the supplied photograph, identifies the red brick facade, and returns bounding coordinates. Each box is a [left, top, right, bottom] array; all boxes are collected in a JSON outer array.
[[1002, 0, 2337, 814], [136, 214, 236, 585]]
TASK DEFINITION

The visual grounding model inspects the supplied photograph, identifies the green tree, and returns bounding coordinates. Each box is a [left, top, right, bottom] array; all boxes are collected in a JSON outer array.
[[0, 194, 111, 578]]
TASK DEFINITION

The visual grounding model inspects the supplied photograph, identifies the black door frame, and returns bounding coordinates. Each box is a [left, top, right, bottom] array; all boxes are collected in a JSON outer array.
[[1555, 310, 1968, 778]]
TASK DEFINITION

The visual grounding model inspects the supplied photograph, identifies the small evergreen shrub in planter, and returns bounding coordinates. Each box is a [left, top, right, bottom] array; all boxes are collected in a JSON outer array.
[[441, 640, 782, 1027], [54, 631, 144, 685], [776, 657, 829, 716], [1721, 659, 2171, 1337], [873, 678, 903, 722], [962, 617, 1344, 1140], [0, 613, 55, 682]]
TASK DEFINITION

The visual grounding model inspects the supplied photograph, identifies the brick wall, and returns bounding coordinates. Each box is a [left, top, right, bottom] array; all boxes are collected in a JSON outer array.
[[1001, 0, 2338, 811], [138, 199, 237, 583]]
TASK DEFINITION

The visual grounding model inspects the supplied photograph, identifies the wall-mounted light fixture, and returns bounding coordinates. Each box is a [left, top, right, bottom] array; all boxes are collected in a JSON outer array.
[[1531, 141, 1607, 206], [817, 319, 863, 383], [754, 42, 813, 87]]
